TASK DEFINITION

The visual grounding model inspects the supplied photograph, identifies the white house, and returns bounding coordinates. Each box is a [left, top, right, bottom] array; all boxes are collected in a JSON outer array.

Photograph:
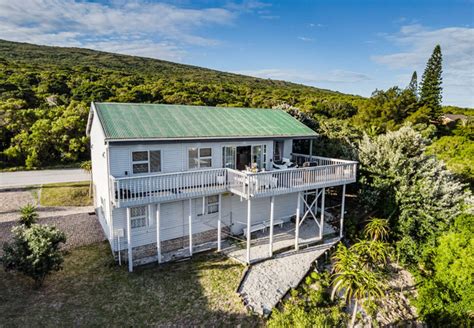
[[86, 102, 357, 272]]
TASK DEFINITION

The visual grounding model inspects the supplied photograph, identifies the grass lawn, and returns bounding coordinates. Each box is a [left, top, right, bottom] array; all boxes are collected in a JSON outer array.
[[0, 242, 262, 327], [40, 181, 92, 206]]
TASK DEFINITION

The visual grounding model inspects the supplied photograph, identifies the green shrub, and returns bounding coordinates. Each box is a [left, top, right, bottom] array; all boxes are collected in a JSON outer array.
[[416, 213, 474, 327], [2, 224, 66, 287]]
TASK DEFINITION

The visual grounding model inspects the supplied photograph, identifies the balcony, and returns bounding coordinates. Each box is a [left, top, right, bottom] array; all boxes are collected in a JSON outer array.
[[110, 155, 357, 208]]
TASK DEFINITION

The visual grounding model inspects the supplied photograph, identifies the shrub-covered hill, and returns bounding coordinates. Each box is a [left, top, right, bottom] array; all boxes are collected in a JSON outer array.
[[0, 39, 364, 168]]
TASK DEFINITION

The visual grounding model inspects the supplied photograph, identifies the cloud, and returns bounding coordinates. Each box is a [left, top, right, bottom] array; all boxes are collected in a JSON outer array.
[[0, 0, 235, 61], [309, 23, 325, 28], [372, 24, 474, 106], [233, 68, 371, 84], [297, 36, 314, 42]]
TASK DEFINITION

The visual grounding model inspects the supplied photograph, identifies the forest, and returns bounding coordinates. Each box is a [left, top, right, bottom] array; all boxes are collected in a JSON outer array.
[[0, 39, 473, 326]]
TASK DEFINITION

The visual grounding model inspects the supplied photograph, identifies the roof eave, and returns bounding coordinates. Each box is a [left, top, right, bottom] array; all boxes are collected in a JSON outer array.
[[105, 134, 318, 143]]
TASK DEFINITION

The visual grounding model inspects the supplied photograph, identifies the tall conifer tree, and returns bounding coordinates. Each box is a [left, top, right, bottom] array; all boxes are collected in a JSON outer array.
[[408, 71, 418, 97], [420, 45, 443, 119]]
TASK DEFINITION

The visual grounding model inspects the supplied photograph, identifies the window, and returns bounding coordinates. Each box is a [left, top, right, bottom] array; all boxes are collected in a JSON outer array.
[[189, 147, 212, 169], [207, 195, 219, 214], [130, 206, 148, 229], [132, 150, 161, 174]]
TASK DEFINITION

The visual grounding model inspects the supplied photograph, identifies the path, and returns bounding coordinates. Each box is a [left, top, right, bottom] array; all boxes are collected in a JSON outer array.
[[237, 238, 339, 316], [0, 169, 89, 188]]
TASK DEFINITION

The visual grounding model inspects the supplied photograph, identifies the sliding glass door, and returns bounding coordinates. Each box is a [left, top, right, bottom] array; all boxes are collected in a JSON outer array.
[[222, 146, 236, 169]]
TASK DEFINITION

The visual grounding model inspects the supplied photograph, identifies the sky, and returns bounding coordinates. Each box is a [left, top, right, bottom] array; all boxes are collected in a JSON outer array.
[[0, 0, 473, 107]]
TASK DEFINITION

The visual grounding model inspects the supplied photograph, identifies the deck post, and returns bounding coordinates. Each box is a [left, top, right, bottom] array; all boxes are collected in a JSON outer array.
[[189, 198, 193, 256], [309, 139, 313, 159], [217, 194, 222, 252], [269, 196, 275, 257], [319, 188, 325, 239], [246, 198, 251, 264], [156, 203, 161, 263], [126, 207, 133, 272], [340, 184, 346, 238], [295, 192, 301, 250]]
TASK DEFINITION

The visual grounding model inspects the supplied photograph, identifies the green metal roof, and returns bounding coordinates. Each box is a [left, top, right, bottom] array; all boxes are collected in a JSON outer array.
[[93, 102, 317, 140]]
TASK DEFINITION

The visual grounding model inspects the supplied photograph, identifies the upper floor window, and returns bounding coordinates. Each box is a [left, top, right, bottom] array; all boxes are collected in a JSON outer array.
[[130, 206, 148, 229], [189, 147, 212, 169], [132, 150, 161, 174]]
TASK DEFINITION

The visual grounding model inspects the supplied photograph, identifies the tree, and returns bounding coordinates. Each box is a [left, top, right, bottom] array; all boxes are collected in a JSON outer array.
[[420, 45, 443, 120], [2, 224, 66, 288], [358, 126, 468, 264], [407, 71, 418, 98], [19, 203, 38, 227]]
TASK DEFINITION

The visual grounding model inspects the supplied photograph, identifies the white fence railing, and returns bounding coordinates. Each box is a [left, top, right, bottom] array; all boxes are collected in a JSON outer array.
[[110, 156, 357, 207]]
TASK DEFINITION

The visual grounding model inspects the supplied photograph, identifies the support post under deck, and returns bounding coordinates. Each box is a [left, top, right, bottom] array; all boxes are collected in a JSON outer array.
[[340, 184, 346, 238], [156, 203, 161, 263], [217, 194, 222, 252], [246, 198, 252, 264], [269, 196, 275, 257], [319, 188, 325, 239], [126, 207, 133, 272], [189, 198, 193, 256], [295, 192, 301, 250]]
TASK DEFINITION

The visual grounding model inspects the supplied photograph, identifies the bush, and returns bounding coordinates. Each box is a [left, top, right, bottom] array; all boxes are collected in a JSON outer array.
[[416, 213, 474, 327], [2, 224, 66, 287], [19, 203, 38, 227]]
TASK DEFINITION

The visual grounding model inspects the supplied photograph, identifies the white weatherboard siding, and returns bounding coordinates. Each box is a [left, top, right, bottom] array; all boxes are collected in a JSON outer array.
[[108, 139, 274, 178], [90, 114, 111, 241], [111, 192, 299, 251]]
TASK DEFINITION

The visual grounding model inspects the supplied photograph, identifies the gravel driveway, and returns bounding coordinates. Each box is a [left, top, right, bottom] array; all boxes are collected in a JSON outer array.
[[0, 188, 105, 255]]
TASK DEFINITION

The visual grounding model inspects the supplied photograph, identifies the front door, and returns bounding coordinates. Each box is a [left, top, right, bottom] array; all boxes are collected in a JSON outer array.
[[236, 146, 251, 170]]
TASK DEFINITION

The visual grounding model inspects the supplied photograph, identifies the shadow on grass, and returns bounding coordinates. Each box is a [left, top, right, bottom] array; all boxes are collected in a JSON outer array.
[[0, 241, 263, 327]]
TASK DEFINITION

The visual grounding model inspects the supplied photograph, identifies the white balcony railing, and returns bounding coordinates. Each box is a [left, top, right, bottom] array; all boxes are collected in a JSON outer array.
[[111, 168, 228, 207], [110, 155, 357, 207]]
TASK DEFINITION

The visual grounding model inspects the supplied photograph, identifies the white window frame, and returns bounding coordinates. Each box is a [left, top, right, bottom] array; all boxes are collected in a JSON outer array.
[[130, 206, 148, 230], [251, 144, 267, 170], [196, 196, 220, 216], [188, 147, 212, 169], [206, 195, 219, 214], [131, 150, 161, 175]]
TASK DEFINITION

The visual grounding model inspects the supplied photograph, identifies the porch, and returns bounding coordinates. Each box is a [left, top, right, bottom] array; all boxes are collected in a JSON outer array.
[[110, 155, 357, 208], [222, 217, 338, 264]]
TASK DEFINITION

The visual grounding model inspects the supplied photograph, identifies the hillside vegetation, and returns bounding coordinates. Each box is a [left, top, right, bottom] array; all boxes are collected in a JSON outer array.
[[0, 39, 366, 169]]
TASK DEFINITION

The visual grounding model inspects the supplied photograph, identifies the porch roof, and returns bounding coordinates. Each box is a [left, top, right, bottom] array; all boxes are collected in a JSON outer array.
[[92, 102, 317, 140]]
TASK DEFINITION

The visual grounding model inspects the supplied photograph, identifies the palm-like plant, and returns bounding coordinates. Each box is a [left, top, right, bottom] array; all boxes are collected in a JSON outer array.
[[364, 218, 390, 241], [19, 203, 38, 227], [351, 240, 391, 269], [331, 244, 385, 327]]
